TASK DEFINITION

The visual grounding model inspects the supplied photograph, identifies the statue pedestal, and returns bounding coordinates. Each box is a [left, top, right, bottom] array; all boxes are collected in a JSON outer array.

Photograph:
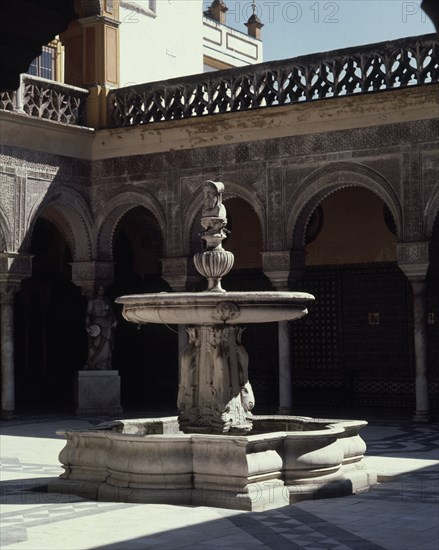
[[75, 370, 123, 417]]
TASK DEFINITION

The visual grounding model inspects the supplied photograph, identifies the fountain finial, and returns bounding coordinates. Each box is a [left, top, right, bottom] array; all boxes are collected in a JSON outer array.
[[194, 181, 234, 292]]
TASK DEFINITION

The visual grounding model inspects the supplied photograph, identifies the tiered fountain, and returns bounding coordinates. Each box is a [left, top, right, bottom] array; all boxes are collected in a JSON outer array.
[[53, 182, 376, 511]]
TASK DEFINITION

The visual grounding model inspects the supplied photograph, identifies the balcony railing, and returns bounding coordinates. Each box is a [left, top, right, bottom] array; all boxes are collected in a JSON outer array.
[[0, 75, 88, 126], [108, 33, 438, 128]]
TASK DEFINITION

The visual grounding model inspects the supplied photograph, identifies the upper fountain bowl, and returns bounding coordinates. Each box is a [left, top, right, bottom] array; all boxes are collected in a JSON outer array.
[[115, 291, 315, 326]]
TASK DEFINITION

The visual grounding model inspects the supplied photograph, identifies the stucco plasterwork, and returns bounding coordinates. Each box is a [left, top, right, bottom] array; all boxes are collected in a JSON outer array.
[[25, 186, 93, 261], [95, 190, 167, 261], [425, 189, 439, 238], [422, 148, 439, 238], [0, 173, 14, 251], [0, 88, 437, 268], [95, 85, 439, 161], [0, 110, 94, 161]]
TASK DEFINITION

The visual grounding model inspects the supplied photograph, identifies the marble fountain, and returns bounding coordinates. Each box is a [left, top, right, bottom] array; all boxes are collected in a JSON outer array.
[[52, 181, 376, 511]]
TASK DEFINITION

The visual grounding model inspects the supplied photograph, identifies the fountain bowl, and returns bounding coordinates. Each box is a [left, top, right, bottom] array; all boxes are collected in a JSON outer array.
[[115, 291, 314, 325], [51, 415, 376, 511]]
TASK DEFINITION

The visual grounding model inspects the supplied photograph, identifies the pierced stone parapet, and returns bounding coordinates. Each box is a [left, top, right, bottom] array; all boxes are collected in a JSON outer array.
[[0, 90, 16, 111], [0, 76, 89, 126], [22, 76, 89, 125], [108, 34, 438, 127]]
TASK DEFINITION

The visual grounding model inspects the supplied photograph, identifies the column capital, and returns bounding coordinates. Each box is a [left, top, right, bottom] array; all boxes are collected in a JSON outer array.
[[0, 285, 20, 304], [161, 257, 189, 292], [0, 252, 33, 280], [397, 242, 430, 281], [0, 253, 33, 301], [262, 250, 290, 290], [71, 261, 114, 298]]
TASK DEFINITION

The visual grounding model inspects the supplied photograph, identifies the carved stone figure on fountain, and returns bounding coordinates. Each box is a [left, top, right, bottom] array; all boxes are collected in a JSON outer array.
[[200, 181, 230, 249], [84, 286, 117, 370], [177, 327, 199, 414], [201, 181, 227, 230], [211, 327, 231, 415], [236, 328, 255, 414]]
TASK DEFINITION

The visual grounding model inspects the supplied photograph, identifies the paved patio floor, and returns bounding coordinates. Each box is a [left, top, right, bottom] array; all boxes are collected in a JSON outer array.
[[1, 412, 438, 550]]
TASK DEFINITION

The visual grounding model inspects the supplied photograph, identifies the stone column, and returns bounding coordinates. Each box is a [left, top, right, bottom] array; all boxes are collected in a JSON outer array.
[[262, 250, 296, 415], [398, 243, 430, 422], [162, 257, 190, 377], [410, 278, 430, 421], [277, 319, 293, 414], [0, 252, 32, 419], [1, 287, 17, 418], [70, 261, 122, 416]]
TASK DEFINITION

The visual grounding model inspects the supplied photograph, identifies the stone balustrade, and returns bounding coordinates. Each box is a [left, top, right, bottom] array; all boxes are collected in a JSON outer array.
[[0, 75, 89, 125], [1, 34, 437, 129], [108, 33, 438, 128]]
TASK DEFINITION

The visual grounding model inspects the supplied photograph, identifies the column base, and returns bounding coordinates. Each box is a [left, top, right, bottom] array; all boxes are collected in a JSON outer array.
[[413, 410, 431, 423], [75, 370, 123, 417]]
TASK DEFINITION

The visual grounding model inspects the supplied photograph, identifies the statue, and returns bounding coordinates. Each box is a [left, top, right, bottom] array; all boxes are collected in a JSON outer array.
[[200, 181, 229, 239], [201, 180, 226, 218], [84, 286, 117, 370]]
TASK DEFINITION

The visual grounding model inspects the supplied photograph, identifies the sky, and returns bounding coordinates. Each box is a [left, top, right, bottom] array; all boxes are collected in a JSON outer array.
[[203, 0, 435, 62]]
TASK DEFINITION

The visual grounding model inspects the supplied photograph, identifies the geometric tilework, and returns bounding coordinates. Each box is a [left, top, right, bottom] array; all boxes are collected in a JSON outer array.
[[1, 418, 438, 550], [230, 511, 387, 549]]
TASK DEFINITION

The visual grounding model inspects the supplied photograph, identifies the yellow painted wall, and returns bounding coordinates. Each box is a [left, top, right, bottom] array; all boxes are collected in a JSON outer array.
[[224, 198, 262, 269], [306, 188, 397, 266]]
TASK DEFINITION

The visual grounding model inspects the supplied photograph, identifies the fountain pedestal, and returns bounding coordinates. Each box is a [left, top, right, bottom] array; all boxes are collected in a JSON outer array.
[[178, 324, 254, 434]]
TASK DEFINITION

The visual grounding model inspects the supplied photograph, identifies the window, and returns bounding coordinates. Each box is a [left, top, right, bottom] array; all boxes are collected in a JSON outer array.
[[27, 45, 56, 80]]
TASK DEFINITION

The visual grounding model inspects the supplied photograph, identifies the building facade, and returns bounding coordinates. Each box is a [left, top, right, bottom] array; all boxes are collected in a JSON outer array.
[[0, 4, 438, 420]]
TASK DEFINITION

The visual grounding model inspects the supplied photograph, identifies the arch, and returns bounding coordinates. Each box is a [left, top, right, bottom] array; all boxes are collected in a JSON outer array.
[[25, 187, 93, 261], [287, 162, 403, 250], [425, 186, 439, 240], [0, 205, 12, 252], [182, 180, 266, 255], [96, 191, 166, 260]]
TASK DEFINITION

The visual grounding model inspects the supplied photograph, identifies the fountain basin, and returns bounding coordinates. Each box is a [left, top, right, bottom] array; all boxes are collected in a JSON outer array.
[[52, 181, 376, 510], [115, 291, 314, 325], [51, 415, 376, 511]]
